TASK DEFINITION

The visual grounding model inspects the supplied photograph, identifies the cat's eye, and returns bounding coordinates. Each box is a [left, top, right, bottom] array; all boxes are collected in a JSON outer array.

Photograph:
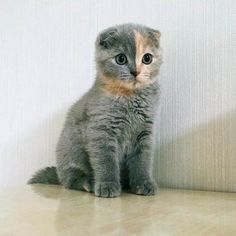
[[142, 53, 153, 65], [115, 54, 127, 65]]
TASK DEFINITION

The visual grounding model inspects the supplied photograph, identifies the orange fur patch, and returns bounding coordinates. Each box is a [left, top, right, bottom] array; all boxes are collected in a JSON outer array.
[[101, 76, 135, 96], [134, 31, 146, 73], [134, 31, 156, 87]]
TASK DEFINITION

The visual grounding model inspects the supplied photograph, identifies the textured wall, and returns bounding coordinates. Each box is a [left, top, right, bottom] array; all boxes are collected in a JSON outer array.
[[154, 1, 236, 192], [0, 1, 235, 190]]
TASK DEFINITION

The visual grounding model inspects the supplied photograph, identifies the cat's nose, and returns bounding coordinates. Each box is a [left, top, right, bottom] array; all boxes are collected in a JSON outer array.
[[131, 70, 140, 77]]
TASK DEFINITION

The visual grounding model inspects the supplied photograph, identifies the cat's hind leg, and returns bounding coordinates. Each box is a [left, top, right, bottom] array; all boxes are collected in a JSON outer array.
[[59, 167, 94, 192], [56, 121, 94, 192]]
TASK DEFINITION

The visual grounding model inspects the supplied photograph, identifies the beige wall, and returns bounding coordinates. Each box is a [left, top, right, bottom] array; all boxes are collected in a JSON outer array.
[[155, 112, 236, 192], [154, 0, 236, 192], [0, 0, 235, 191]]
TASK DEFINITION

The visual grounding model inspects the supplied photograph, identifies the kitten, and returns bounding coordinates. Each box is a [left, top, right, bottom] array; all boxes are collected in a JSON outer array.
[[28, 23, 162, 198]]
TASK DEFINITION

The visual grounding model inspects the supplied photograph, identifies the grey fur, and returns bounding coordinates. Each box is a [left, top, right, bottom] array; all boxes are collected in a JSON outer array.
[[28, 23, 162, 198], [28, 167, 59, 184]]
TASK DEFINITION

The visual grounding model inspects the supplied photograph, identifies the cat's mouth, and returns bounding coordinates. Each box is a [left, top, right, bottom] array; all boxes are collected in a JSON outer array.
[[101, 75, 154, 96], [133, 76, 154, 88], [120, 75, 152, 84]]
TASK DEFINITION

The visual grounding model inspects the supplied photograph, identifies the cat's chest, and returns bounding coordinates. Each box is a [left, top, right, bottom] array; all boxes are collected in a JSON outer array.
[[110, 97, 153, 131], [109, 99, 153, 156]]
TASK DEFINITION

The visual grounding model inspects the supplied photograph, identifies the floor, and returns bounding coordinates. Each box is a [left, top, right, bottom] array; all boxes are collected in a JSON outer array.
[[1, 185, 236, 236]]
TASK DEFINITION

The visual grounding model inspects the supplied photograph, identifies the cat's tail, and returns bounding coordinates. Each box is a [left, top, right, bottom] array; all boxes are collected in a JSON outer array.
[[27, 166, 60, 185]]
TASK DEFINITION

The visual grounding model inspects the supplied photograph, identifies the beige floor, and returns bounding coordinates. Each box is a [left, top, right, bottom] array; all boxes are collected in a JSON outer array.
[[1, 185, 236, 236]]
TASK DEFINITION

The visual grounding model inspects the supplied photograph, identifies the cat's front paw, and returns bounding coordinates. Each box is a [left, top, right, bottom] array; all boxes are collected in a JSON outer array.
[[131, 180, 158, 196], [95, 182, 121, 198]]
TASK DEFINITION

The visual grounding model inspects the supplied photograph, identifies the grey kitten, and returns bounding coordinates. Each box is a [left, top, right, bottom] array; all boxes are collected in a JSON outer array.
[[28, 23, 162, 198]]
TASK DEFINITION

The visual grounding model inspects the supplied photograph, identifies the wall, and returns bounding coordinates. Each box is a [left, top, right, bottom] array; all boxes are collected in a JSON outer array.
[[0, 0, 235, 190]]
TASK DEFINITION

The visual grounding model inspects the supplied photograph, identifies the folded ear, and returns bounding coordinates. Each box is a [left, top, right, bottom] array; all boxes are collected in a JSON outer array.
[[96, 28, 118, 49], [148, 29, 161, 40], [147, 28, 161, 48], [153, 30, 161, 39]]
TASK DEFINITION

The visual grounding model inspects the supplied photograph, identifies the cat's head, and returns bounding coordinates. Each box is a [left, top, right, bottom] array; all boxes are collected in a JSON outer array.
[[95, 24, 162, 96]]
